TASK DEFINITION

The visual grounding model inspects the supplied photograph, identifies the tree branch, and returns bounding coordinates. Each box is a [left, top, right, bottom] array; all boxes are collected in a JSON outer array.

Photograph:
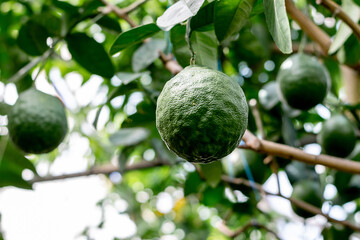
[[100, 0, 138, 27], [31, 129, 360, 183], [29, 160, 167, 183], [122, 0, 148, 14], [241, 130, 360, 174], [285, 0, 332, 54], [317, 0, 360, 41], [222, 175, 360, 232]]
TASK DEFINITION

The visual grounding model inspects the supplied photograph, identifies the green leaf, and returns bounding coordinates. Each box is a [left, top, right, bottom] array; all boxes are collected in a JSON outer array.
[[202, 183, 225, 207], [17, 20, 49, 56], [343, 35, 360, 65], [191, 30, 218, 70], [214, 0, 256, 43], [15, 74, 33, 94], [0, 139, 37, 189], [324, 58, 341, 97], [285, 162, 318, 185], [281, 115, 297, 147], [132, 39, 167, 72], [66, 33, 114, 78], [184, 171, 203, 196], [1, 140, 37, 174], [263, 0, 292, 54], [200, 161, 223, 188], [97, 16, 122, 33], [32, 12, 62, 36], [0, 102, 11, 115], [118, 146, 134, 172], [0, 170, 32, 189], [122, 99, 156, 128], [109, 81, 139, 101], [249, 0, 264, 17], [122, 112, 155, 128], [116, 72, 146, 85], [170, 24, 192, 68], [93, 80, 140, 128], [151, 138, 178, 163], [156, 0, 205, 31], [109, 128, 150, 146], [52, 0, 78, 13], [190, 2, 215, 31], [110, 24, 161, 55], [328, 0, 360, 54]]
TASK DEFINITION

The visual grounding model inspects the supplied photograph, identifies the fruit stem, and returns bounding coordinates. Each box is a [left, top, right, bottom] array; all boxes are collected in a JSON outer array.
[[185, 18, 196, 65]]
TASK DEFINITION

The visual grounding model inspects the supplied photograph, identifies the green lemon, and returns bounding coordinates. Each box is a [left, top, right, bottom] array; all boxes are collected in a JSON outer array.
[[8, 88, 68, 154], [156, 65, 248, 164], [277, 53, 330, 110], [291, 180, 322, 219], [317, 114, 356, 158]]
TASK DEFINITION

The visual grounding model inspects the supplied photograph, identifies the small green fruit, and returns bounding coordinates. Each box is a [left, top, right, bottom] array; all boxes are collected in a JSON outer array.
[[277, 53, 330, 110], [8, 88, 68, 154], [318, 114, 356, 158], [291, 180, 322, 219], [156, 65, 248, 163]]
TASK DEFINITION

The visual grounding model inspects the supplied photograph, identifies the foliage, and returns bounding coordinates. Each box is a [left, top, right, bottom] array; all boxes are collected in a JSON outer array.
[[0, 0, 360, 239]]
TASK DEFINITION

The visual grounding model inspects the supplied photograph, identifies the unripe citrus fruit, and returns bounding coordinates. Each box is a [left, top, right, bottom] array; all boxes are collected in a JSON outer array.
[[8, 88, 68, 154], [291, 180, 322, 218], [317, 114, 356, 157], [156, 65, 248, 163], [277, 53, 330, 110]]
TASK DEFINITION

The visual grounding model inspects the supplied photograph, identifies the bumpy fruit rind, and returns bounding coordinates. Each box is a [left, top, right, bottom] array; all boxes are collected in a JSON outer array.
[[156, 65, 248, 163], [8, 88, 68, 154], [277, 53, 330, 110], [318, 114, 356, 158]]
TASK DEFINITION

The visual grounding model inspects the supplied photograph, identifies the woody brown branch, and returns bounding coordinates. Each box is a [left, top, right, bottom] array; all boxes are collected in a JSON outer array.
[[100, 0, 137, 27], [30, 160, 168, 183], [30, 129, 360, 183], [285, 0, 332, 54], [317, 0, 360, 41], [30, 160, 360, 232], [241, 130, 360, 174]]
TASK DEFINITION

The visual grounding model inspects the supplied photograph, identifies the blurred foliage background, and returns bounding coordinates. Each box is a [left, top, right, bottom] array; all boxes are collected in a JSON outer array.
[[0, 0, 360, 239]]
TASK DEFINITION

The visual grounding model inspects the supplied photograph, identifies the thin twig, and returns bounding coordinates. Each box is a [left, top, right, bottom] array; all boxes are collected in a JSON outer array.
[[30, 160, 168, 183], [217, 219, 282, 239], [99, 0, 137, 27], [241, 130, 360, 174], [122, 0, 148, 13], [159, 52, 183, 75], [317, 0, 360, 41], [249, 99, 265, 139], [8, 48, 54, 83]]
